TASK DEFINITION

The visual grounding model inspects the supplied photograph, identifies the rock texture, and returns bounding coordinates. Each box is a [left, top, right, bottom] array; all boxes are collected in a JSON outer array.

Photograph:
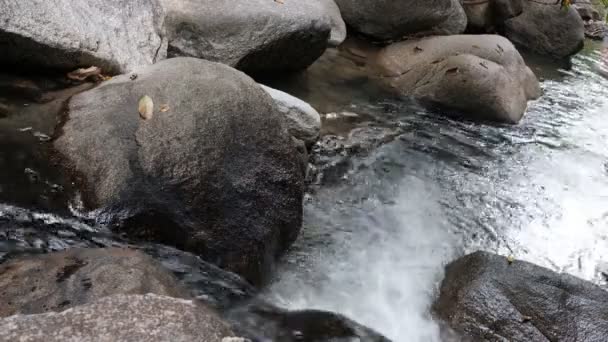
[[228, 301, 391, 342], [162, 0, 331, 74], [0, 294, 234, 342], [54, 57, 304, 285], [0, 248, 188, 318], [504, 1, 585, 58], [463, 0, 523, 32], [0, 0, 167, 74], [373, 35, 540, 123], [434, 251, 608, 342], [261, 85, 321, 146], [334, 0, 467, 41]]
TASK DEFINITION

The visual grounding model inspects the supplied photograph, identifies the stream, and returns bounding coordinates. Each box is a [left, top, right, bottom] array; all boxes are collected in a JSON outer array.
[[1, 39, 608, 341]]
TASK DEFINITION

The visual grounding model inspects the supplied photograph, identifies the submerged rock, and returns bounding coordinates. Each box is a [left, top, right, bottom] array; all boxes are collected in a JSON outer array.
[[0, 248, 188, 318], [373, 35, 540, 123], [434, 251, 608, 342], [227, 300, 391, 342], [0, 294, 234, 342], [261, 85, 321, 146], [0, 0, 167, 74], [54, 57, 304, 285], [504, 1, 585, 58], [334, 0, 466, 41], [162, 0, 331, 74]]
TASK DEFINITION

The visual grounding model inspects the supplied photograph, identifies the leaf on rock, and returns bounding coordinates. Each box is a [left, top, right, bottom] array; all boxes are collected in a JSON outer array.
[[507, 255, 515, 265], [160, 104, 170, 113], [445, 67, 459, 75], [138, 95, 154, 120], [67, 66, 102, 82]]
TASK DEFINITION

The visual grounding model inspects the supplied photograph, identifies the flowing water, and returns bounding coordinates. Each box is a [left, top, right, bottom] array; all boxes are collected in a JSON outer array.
[[262, 40, 608, 341], [1, 40, 608, 341]]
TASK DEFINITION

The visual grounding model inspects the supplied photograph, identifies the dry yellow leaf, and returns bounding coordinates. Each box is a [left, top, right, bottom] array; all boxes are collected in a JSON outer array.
[[160, 104, 170, 113], [138, 95, 154, 120]]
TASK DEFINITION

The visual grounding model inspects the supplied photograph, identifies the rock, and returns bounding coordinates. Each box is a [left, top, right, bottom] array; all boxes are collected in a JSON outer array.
[[0, 248, 188, 318], [373, 35, 540, 123], [260, 85, 321, 146], [584, 20, 608, 40], [227, 300, 391, 342], [434, 251, 608, 342], [463, 0, 523, 32], [574, 1, 603, 21], [162, 0, 331, 74], [54, 57, 304, 285], [317, 0, 348, 47], [0, 0, 167, 74], [504, 1, 585, 58], [334, 0, 467, 41], [0, 294, 234, 342]]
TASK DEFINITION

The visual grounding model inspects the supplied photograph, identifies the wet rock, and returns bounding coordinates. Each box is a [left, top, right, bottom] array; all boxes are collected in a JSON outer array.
[[0, 0, 167, 74], [434, 251, 608, 342], [227, 300, 391, 342], [573, 1, 604, 21], [504, 1, 585, 58], [0, 248, 188, 317], [463, 0, 523, 32], [334, 0, 466, 41], [54, 57, 304, 285], [0, 294, 234, 342], [373, 35, 540, 123], [261, 85, 321, 146], [584, 20, 608, 40], [162, 0, 331, 74], [142, 244, 257, 311]]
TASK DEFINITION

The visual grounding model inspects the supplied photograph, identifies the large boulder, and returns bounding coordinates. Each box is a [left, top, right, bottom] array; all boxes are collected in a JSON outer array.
[[334, 0, 467, 41], [463, 0, 523, 32], [434, 251, 608, 342], [0, 0, 167, 74], [0, 248, 188, 318], [162, 0, 331, 74], [261, 85, 321, 146], [373, 34, 541, 123], [0, 294, 234, 342], [54, 57, 304, 285], [504, 1, 585, 58]]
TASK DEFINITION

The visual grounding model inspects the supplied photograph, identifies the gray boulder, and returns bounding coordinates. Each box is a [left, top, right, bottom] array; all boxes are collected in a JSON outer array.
[[162, 0, 331, 74], [373, 34, 540, 123], [504, 1, 585, 58], [0, 294, 234, 342], [0, 248, 188, 318], [434, 251, 608, 342], [463, 0, 523, 32], [54, 57, 304, 285], [0, 0, 167, 74], [334, 0, 466, 41], [261, 85, 321, 146]]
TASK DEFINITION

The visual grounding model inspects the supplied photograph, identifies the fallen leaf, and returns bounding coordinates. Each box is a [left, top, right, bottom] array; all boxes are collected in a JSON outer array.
[[160, 104, 170, 112], [130, 74, 138, 81], [67, 66, 102, 81], [138, 95, 154, 120], [521, 315, 532, 323], [507, 255, 515, 264]]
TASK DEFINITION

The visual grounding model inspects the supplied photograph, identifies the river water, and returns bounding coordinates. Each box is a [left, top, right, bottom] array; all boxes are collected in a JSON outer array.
[[1, 40, 608, 341], [262, 40, 608, 341]]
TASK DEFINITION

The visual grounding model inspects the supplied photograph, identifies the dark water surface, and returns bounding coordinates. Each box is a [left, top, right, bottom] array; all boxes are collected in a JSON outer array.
[[1, 40, 608, 341]]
